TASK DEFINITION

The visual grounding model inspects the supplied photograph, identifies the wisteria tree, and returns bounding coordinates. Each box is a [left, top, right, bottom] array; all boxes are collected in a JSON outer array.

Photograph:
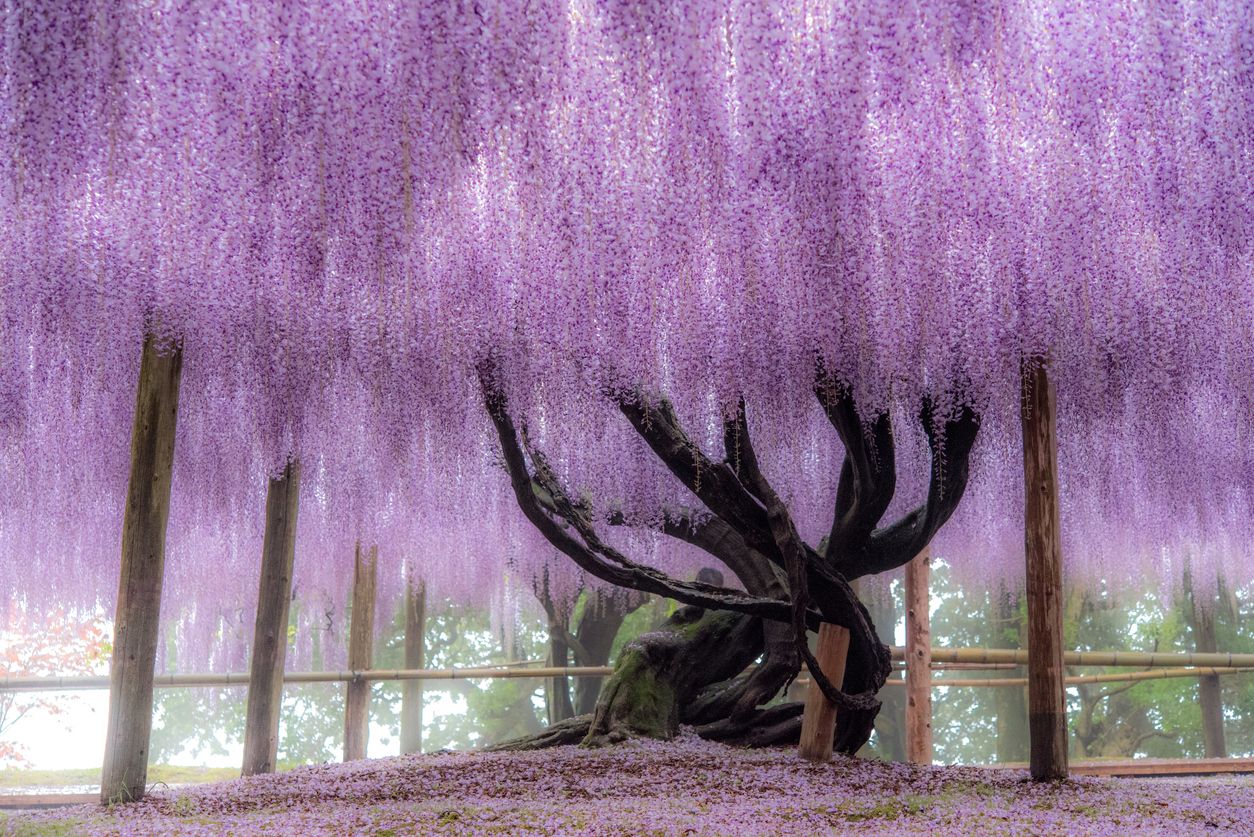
[[483, 371, 979, 753], [2, 0, 1252, 785]]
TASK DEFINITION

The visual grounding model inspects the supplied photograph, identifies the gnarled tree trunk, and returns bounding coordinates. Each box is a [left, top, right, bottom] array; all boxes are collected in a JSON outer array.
[[481, 365, 979, 756], [573, 589, 647, 715], [494, 597, 808, 751]]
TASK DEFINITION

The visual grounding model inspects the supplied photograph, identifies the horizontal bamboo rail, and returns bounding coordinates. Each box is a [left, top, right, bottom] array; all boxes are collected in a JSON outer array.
[[10, 647, 1254, 693], [791, 666, 1254, 690], [885, 666, 1254, 689], [889, 647, 1254, 669], [0, 666, 617, 692]]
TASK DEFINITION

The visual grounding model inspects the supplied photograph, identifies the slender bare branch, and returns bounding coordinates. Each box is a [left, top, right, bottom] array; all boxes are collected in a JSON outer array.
[[614, 391, 778, 557]]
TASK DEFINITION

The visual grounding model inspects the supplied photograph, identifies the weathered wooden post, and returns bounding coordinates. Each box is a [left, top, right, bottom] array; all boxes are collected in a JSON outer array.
[[343, 543, 377, 761], [241, 459, 301, 776], [1021, 359, 1068, 780], [904, 546, 933, 765], [798, 623, 851, 763], [400, 575, 426, 755], [101, 334, 183, 804]]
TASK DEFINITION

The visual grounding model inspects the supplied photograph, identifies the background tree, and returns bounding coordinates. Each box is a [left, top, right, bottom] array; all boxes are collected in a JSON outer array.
[[0, 610, 110, 767]]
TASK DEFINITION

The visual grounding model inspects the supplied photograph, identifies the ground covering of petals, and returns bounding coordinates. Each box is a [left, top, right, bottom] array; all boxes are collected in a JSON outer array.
[[5, 735, 1252, 836]]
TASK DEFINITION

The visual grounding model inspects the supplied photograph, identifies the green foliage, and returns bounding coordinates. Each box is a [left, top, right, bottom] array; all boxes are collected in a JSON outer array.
[[610, 597, 670, 662], [1219, 589, 1254, 748], [920, 559, 1254, 764], [150, 598, 555, 764], [1066, 586, 1195, 760], [927, 564, 1010, 764], [374, 601, 550, 751]]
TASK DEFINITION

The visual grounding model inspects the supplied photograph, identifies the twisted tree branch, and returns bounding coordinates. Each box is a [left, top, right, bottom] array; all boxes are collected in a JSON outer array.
[[724, 402, 886, 716], [824, 395, 981, 580], [480, 367, 805, 626], [815, 380, 896, 563]]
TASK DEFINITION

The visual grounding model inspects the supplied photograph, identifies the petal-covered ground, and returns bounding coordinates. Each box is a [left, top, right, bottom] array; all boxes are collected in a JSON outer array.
[[5, 734, 1253, 836]]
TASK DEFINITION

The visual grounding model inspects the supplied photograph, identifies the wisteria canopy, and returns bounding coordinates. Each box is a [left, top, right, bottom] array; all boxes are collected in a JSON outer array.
[[1, 1, 1251, 664]]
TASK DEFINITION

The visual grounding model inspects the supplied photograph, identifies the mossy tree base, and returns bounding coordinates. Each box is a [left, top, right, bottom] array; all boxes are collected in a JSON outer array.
[[492, 601, 841, 752]]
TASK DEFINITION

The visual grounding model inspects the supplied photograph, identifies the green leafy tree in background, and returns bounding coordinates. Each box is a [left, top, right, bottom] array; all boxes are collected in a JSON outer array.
[[374, 601, 550, 752], [143, 564, 1254, 768], [920, 560, 1253, 764]]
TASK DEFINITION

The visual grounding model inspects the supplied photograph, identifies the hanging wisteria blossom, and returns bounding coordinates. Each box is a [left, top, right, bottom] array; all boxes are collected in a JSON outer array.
[[0, 0, 1251, 664]]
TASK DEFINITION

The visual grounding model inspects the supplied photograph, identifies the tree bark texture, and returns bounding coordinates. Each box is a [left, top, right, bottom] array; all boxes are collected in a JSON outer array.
[[573, 590, 646, 715], [531, 582, 648, 723], [494, 601, 807, 751], [241, 460, 301, 776], [101, 335, 183, 805], [1021, 359, 1068, 780], [343, 543, 377, 762], [1186, 577, 1227, 758], [400, 577, 426, 755]]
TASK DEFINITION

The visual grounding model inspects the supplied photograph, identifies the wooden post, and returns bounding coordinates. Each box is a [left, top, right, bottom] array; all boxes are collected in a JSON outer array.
[[1021, 359, 1068, 780], [905, 547, 933, 765], [101, 334, 183, 804], [241, 459, 301, 776], [798, 623, 851, 763], [343, 543, 377, 762], [400, 576, 426, 755]]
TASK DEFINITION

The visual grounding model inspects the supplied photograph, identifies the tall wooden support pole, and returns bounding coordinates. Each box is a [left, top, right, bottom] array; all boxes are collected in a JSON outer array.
[[904, 547, 933, 765], [241, 460, 301, 776], [101, 335, 183, 804], [1021, 359, 1068, 780], [343, 543, 377, 762], [400, 577, 426, 755], [798, 623, 851, 763]]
